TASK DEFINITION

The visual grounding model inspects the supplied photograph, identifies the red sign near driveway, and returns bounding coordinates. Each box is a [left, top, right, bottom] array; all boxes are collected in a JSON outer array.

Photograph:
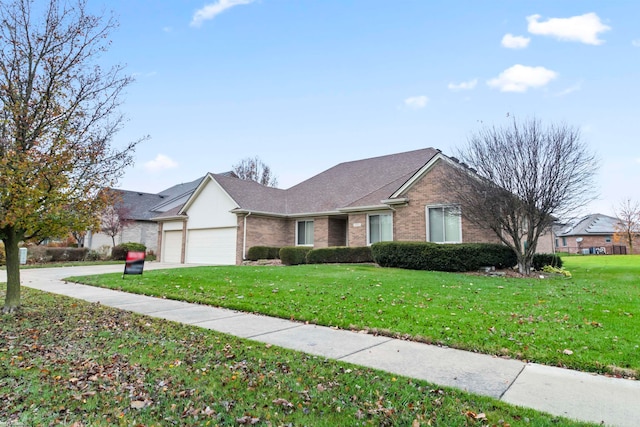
[[123, 251, 145, 277]]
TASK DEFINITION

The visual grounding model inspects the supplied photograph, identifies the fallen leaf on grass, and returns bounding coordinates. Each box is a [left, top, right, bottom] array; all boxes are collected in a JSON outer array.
[[236, 415, 260, 424], [465, 411, 487, 420], [272, 398, 294, 408], [563, 349, 574, 355], [130, 399, 151, 409]]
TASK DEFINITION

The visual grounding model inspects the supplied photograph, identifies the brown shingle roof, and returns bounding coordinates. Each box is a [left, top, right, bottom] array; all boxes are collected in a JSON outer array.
[[215, 148, 440, 215]]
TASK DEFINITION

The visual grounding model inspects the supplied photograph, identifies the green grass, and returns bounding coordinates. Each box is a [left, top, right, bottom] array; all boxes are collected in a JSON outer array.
[[68, 255, 640, 377], [0, 288, 596, 426]]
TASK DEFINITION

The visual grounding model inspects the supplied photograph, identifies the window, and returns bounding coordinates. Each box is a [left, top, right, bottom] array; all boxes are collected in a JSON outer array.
[[605, 236, 612, 243], [562, 237, 567, 247], [296, 220, 314, 246], [368, 213, 393, 245], [427, 206, 461, 243]]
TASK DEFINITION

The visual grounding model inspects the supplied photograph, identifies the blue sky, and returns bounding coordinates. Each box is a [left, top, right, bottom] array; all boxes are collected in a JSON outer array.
[[98, 0, 639, 217]]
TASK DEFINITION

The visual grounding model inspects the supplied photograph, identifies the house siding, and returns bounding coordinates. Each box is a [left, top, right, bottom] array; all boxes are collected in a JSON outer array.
[[87, 221, 159, 254]]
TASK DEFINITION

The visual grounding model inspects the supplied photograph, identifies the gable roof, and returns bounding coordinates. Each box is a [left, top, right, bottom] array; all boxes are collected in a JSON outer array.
[[167, 147, 441, 219], [557, 214, 620, 236], [109, 176, 206, 221], [282, 147, 440, 213]]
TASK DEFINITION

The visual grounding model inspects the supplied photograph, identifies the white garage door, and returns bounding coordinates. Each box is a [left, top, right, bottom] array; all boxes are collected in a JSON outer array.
[[162, 230, 183, 263], [186, 228, 237, 265]]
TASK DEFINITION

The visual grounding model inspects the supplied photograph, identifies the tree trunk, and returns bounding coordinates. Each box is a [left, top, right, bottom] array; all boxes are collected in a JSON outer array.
[[516, 251, 533, 275], [3, 227, 22, 313]]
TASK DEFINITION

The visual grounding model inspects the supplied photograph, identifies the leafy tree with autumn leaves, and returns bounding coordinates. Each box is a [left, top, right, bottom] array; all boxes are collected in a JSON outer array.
[[613, 199, 640, 254], [0, 0, 141, 313]]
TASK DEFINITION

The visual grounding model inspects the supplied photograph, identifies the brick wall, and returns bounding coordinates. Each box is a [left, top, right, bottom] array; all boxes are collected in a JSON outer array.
[[314, 217, 329, 248], [347, 213, 368, 247], [236, 214, 293, 263], [394, 161, 499, 244]]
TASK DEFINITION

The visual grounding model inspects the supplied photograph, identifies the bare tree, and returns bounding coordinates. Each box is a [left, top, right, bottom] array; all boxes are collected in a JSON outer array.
[[613, 199, 640, 254], [100, 192, 133, 248], [232, 156, 279, 187], [0, 0, 142, 313], [448, 117, 599, 274]]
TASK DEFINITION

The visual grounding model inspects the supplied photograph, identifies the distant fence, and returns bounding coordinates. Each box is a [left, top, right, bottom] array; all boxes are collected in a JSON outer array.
[[556, 245, 627, 255]]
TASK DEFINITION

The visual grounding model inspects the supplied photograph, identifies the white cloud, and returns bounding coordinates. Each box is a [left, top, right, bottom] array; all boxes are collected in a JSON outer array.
[[144, 154, 179, 173], [633, 39, 640, 47], [501, 33, 531, 49], [487, 64, 558, 93], [527, 13, 610, 45], [448, 79, 478, 91], [191, 0, 255, 27], [404, 95, 428, 109]]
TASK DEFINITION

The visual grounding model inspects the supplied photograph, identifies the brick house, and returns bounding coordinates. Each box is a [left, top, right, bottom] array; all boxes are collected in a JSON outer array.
[[154, 148, 554, 265], [555, 213, 636, 255]]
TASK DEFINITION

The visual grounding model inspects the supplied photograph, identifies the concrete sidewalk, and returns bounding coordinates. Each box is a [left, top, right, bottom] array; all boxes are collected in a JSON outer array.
[[8, 264, 640, 427]]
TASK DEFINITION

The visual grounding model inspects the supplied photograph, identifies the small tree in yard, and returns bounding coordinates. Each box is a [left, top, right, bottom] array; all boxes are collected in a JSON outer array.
[[613, 199, 640, 254], [0, 0, 142, 313], [448, 117, 598, 274], [100, 191, 133, 248], [233, 156, 279, 187]]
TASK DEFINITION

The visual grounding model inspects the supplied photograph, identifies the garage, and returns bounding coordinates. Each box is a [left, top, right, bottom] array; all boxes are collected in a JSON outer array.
[[162, 230, 183, 263], [186, 228, 237, 265]]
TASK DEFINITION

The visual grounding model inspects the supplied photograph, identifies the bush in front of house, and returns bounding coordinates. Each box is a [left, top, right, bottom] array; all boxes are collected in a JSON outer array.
[[371, 241, 517, 272], [247, 246, 281, 261], [85, 250, 103, 261], [279, 246, 312, 266], [28, 246, 90, 263], [464, 243, 518, 270], [111, 242, 147, 261], [371, 241, 433, 270], [306, 246, 374, 264], [533, 253, 563, 270]]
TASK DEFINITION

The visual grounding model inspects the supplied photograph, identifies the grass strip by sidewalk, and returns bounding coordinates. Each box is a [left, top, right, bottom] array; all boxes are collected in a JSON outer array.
[[67, 256, 640, 377], [0, 288, 598, 426]]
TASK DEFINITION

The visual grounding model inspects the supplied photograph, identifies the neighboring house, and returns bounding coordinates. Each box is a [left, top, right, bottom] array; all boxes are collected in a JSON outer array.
[[153, 148, 553, 265], [86, 177, 204, 254], [554, 213, 634, 255]]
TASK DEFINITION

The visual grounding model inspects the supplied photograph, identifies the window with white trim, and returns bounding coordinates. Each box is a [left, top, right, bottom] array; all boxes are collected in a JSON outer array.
[[296, 220, 314, 246], [427, 206, 461, 243], [368, 213, 393, 245]]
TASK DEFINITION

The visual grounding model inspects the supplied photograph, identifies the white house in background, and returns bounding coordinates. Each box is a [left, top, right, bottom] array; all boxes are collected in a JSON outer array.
[[86, 177, 204, 254]]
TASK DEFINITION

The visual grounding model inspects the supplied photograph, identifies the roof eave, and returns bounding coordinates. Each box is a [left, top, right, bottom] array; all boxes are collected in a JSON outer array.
[[151, 214, 188, 222], [381, 198, 409, 206], [338, 204, 393, 213]]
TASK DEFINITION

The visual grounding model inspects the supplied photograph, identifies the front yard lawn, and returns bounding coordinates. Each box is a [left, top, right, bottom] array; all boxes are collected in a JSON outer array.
[[1, 288, 596, 426], [68, 255, 640, 377]]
